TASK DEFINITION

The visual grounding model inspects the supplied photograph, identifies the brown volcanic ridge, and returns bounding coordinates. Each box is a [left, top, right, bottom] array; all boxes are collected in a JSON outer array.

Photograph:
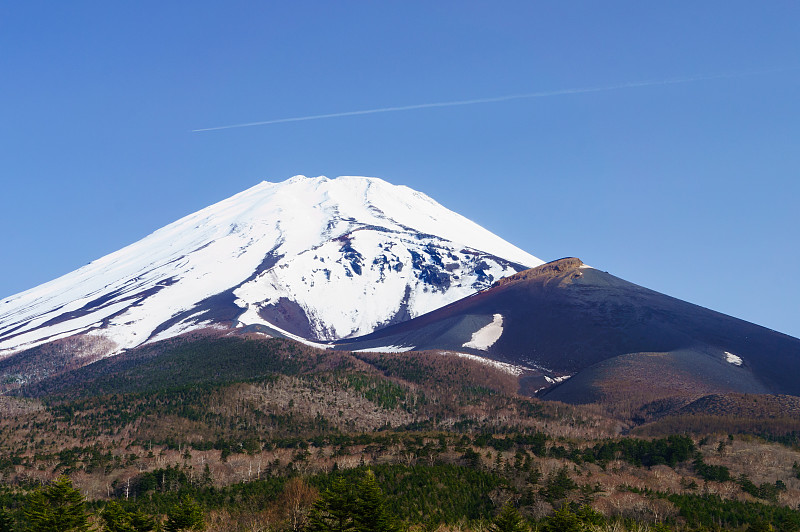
[[336, 257, 800, 413]]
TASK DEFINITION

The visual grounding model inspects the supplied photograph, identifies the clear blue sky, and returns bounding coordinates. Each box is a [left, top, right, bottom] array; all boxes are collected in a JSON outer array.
[[2, 2, 799, 338]]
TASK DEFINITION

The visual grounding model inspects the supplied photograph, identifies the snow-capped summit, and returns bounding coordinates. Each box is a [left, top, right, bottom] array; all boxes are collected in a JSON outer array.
[[0, 175, 543, 355]]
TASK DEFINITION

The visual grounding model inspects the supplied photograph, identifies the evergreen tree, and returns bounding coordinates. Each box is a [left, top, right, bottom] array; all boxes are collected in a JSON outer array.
[[201, 464, 213, 488], [306, 476, 356, 532], [163, 496, 204, 532], [126, 512, 156, 532], [542, 466, 578, 503], [352, 470, 397, 532], [101, 503, 129, 532], [0, 507, 13, 532], [575, 505, 604, 527], [490, 503, 528, 532], [101, 501, 155, 532], [23, 476, 94, 532], [542, 506, 583, 532], [747, 521, 774, 532]]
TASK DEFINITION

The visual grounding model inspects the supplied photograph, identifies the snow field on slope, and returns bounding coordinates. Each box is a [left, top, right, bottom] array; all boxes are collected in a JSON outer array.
[[234, 229, 520, 340], [365, 180, 542, 269], [233, 303, 332, 350], [463, 314, 504, 350], [439, 351, 526, 376], [0, 175, 544, 353], [0, 181, 289, 351], [351, 345, 416, 353]]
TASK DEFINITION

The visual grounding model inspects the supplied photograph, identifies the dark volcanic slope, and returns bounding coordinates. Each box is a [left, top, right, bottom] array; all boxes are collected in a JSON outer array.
[[336, 258, 800, 401]]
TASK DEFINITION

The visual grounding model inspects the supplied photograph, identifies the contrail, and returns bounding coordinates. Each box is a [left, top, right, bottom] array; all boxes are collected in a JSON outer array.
[[192, 68, 794, 132]]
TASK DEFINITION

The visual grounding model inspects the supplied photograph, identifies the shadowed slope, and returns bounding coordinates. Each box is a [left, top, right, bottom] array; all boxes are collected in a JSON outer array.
[[336, 258, 800, 402]]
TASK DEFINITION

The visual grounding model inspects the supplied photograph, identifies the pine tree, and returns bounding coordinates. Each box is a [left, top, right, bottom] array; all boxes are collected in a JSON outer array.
[[101, 501, 155, 532], [490, 503, 528, 532], [306, 476, 356, 532], [352, 470, 397, 532], [163, 496, 204, 532], [0, 507, 13, 532], [101, 502, 130, 532], [23, 476, 94, 532], [201, 464, 213, 487], [542, 505, 583, 532], [542, 466, 578, 502], [747, 521, 774, 532], [127, 511, 156, 532]]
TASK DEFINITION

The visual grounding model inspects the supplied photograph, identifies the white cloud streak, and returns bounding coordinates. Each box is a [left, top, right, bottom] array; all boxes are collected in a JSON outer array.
[[192, 68, 795, 132]]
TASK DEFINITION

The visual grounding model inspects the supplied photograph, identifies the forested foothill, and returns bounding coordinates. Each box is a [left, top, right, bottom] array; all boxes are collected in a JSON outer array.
[[1, 334, 800, 530]]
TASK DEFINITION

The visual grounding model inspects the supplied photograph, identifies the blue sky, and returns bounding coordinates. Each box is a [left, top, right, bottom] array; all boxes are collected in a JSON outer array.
[[2, 2, 799, 338]]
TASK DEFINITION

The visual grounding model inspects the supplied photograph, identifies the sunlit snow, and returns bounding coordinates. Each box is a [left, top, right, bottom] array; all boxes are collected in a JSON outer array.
[[234, 302, 332, 350], [439, 351, 526, 376], [462, 314, 504, 350], [145, 319, 228, 346], [0, 176, 543, 355], [724, 351, 743, 366], [352, 345, 415, 353]]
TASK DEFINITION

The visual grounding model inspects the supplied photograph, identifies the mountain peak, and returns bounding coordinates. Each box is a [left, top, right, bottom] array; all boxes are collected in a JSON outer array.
[[283, 174, 330, 185], [0, 176, 543, 355]]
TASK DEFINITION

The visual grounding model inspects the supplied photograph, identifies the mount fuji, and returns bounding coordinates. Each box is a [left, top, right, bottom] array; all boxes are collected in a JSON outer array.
[[0, 175, 542, 358]]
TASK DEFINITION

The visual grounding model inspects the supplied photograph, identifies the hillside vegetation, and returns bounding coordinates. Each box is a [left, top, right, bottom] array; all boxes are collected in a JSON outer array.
[[1, 333, 800, 531]]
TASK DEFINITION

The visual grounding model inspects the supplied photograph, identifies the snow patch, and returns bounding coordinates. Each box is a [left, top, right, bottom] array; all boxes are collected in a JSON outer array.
[[352, 345, 415, 353], [724, 351, 743, 366], [235, 302, 331, 350], [439, 350, 526, 376], [462, 314, 503, 350], [145, 319, 228, 346]]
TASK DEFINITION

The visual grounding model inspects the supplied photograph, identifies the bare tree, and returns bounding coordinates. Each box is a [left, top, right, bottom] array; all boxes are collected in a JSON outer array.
[[280, 477, 319, 532]]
